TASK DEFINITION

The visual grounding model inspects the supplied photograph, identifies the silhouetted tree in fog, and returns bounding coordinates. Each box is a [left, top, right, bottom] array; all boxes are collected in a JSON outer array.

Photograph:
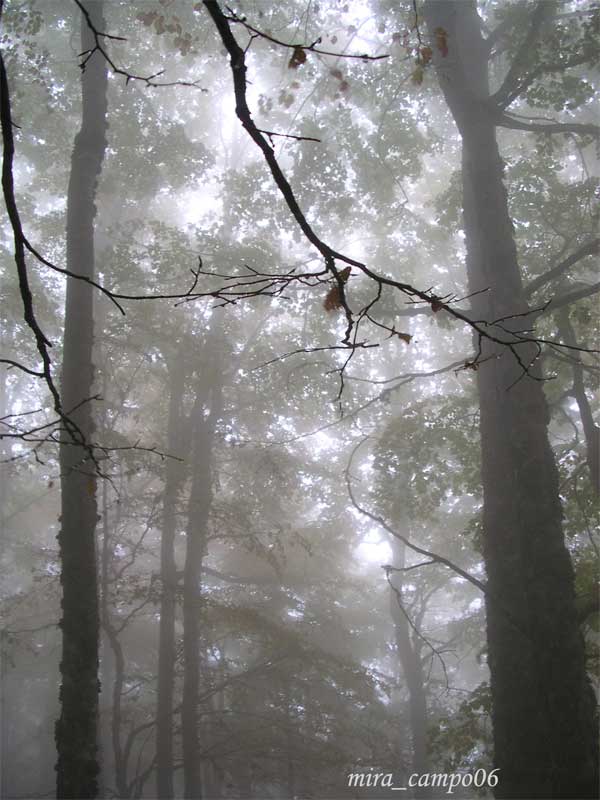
[[56, 2, 108, 796], [421, 3, 598, 796]]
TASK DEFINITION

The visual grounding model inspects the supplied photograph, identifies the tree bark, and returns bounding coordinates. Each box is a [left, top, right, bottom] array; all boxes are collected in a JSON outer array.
[[422, 3, 598, 797], [156, 351, 188, 799], [55, 2, 107, 797]]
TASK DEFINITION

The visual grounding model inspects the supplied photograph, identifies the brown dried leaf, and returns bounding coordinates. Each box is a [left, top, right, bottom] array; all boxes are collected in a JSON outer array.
[[397, 332, 412, 344], [420, 46, 433, 65], [323, 285, 342, 312], [288, 46, 307, 69]]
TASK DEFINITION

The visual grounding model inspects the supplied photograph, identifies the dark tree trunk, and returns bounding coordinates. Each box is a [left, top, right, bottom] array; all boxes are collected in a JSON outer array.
[[423, 3, 598, 797], [55, 3, 107, 797], [389, 539, 429, 799], [156, 352, 189, 799], [182, 331, 223, 800]]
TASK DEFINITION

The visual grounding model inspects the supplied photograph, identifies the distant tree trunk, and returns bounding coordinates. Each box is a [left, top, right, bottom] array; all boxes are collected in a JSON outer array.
[[389, 538, 429, 799], [55, 2, 107, 797], [182, 329, 223, 800], [556, 309, 600, 495], [156, 351, 189, 799], [106, 620, 127, 796], [423, 3, 598, 797], [283, 677, 296, 800], [99, 460, 115, 794]]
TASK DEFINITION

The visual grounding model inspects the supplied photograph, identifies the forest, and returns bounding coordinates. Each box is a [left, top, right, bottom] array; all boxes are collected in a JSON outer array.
[[0, 1, 598, 799]]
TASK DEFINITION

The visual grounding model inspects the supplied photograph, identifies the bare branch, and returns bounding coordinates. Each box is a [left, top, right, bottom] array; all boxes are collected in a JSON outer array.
[[73, 0, 206, 90], [246, 358, 468, 448], [1, 53, 58, 405], [385, 569, 449, 688], [496, 112, 600, 137], [525, 239, 600, 296], [345, 437, 488, 595], [0, 51, 99, 465], [488, 2, 598, 111], [203, 0, 595, 387], [490, 1, 553, 109], [223, 6, 389, 63], [538, 282, 600, 314], [0, 358, 44, 378]]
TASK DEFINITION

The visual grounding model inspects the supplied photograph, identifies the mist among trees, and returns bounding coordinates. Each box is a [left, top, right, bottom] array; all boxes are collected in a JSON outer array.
[[1, 1, 598, 799]]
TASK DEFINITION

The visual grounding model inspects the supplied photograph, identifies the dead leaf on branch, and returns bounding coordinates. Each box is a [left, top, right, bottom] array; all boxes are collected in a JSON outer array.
[[323, 267, 352, 312], [419, 46, 433, 65], [288, 47, 307, 69], [385, 327, 413, 344], [323, 285, 343, 311]]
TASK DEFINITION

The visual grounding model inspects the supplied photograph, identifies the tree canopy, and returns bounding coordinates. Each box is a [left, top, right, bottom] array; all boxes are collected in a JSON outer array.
[[1, 1, 598, 799]]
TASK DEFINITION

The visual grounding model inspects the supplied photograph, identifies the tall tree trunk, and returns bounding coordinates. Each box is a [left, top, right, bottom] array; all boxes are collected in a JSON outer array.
[[389, 538, 429, 799], [55, 3, 107, 797], [182, 330, 223, 800], [556, 309, 600, 495], [423, 3, 598, 797], [99, 455, 115, 795], [156, 351, 189, 799]]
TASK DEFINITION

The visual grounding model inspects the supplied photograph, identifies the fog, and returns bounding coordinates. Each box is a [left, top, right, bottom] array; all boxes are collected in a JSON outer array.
[[0, 2, 598, 799]]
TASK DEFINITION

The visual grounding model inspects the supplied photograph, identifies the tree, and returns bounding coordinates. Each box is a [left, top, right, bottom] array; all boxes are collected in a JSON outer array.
[[202, 1, 599, 796], [1, 2, 598, 798], [182, 321, 223, 799], [55, 1, 108, 797], [156, 346, 189, 799], [419, 2, 598, 797]]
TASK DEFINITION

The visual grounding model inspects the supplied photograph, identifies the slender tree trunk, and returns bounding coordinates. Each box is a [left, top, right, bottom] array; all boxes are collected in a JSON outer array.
[[156, 352, 188, 799], [423, 3, 598, 797], [557, 310, 600, 495], [100, 467, 130, 798], [106, 621, 127, 796], [99, 458, 115, 794], [55, 3, 107, 797], [389, 538, 429, 799], [283, 677, 296, 800], [181, 393, 207, 799], [182, 331, 223, 799]]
